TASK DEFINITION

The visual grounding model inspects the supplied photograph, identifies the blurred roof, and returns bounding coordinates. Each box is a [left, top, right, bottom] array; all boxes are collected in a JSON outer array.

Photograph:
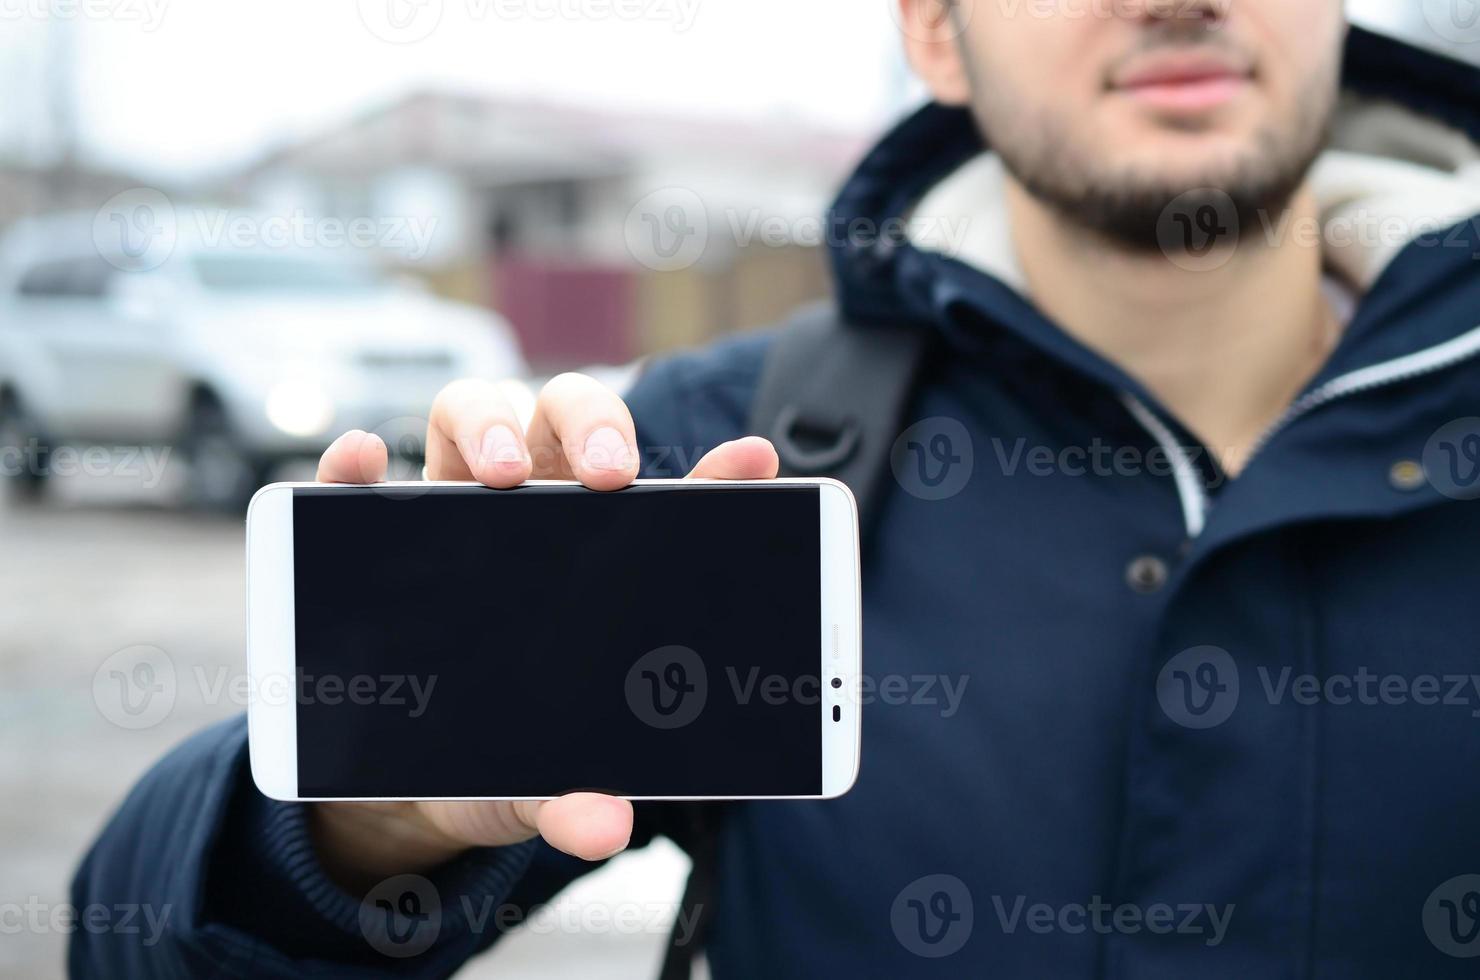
[[239, 90, 873, 188]]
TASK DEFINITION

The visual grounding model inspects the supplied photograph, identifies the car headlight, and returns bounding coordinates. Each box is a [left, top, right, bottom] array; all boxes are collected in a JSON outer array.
[[265, 382, 334, 438]]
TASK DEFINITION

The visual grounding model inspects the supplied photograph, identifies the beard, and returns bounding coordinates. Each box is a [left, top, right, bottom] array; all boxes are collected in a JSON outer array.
[[964, 44, 1340, 254]]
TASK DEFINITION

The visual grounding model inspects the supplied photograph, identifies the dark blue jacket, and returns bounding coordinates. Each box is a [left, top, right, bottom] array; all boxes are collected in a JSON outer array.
[[72, 26, 1480, 978]]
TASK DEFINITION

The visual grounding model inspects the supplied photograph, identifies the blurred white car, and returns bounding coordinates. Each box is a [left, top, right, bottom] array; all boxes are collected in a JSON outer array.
[[0, 211, 525, 508]]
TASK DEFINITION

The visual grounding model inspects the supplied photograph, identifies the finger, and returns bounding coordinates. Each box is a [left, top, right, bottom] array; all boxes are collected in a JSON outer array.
[[426, 378, 532, 487], [316, 430, 389, 484], [686, 437, 780, 480], [525, 373, 639, 491], [529, 793, 634, 861]]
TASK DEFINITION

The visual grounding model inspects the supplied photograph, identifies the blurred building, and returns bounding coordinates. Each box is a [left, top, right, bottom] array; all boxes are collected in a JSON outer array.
[[0, 160, 152, 235], [219, 92, 871, 369]]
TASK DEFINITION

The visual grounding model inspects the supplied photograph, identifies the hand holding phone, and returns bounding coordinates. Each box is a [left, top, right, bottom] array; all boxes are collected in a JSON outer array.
[[266, 374, 852, 889]]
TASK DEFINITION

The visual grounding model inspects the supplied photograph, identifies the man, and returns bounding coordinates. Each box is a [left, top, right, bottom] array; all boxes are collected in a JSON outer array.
[[73, 0, 1480, 976]]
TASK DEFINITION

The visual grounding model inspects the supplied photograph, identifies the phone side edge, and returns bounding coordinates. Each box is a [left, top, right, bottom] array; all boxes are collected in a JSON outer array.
[[245, 483, 299, 801], [818, 478, 862, 799]]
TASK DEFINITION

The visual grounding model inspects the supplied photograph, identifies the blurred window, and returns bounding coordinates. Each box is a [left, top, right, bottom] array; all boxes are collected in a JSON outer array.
[[192, 253, 385, 294], [16, 256, 116, 300], [70, 256, 119, 298]]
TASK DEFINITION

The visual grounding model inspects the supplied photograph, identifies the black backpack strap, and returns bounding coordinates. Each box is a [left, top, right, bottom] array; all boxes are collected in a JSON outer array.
[[657, 303, 929, 980], [754, 302, 930, 522], [655, 803, 725, 980]]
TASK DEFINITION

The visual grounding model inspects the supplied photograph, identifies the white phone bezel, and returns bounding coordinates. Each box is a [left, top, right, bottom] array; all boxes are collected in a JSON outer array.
[[245, 479, 862, 802]]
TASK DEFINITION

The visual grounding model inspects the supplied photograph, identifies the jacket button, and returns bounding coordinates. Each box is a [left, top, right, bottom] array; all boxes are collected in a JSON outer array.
[[1389, 460, 1426, 492], [1126, 555, 1169, 594]]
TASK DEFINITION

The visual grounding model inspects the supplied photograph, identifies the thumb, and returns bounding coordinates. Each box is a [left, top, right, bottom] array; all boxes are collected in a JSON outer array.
[[686, 437, 779, 480]]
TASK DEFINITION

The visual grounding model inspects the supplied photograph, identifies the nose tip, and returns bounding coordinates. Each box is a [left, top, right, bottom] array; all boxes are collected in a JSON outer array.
[[1136, 0, 1226, 25]]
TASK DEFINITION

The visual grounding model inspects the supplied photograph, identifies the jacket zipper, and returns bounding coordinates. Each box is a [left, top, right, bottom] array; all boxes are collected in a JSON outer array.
[[1125, 322, 1480, 540], [1246, 321, 1480, 461], [1122, 394, 1212, 539]]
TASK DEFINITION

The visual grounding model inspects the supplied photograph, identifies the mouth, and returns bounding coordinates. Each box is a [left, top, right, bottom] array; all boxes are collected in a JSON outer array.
[[1107, 47, 1254, 115]]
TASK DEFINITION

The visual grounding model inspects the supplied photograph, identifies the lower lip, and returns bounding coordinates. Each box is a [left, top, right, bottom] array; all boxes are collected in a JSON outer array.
[[1116, 75, 1249, 113]]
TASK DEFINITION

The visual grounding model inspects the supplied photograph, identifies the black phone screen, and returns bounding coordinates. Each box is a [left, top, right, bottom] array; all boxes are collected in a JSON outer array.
[[291, 484, 823, 797]]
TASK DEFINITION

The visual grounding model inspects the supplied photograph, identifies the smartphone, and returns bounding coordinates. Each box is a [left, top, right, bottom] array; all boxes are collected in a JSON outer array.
[[245, 479, 861, 802]]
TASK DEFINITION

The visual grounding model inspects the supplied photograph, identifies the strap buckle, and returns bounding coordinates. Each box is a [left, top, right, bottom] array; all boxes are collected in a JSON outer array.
[[771, 405, 861, 474]]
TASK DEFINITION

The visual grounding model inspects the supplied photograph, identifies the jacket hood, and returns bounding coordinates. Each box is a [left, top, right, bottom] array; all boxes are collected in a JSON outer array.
[[826, 25, 1480, 392]]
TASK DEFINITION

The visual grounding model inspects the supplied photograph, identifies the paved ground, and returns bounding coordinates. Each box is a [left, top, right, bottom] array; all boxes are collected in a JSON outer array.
[[0, 463, 692, 978]]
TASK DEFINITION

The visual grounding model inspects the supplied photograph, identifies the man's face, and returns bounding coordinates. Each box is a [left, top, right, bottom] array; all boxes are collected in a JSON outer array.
[[917, 0, 1347, 248]]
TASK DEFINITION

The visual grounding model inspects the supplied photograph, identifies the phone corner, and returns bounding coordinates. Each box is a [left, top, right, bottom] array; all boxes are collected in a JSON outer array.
[[821, 747, 862, 800], [246, 481, 291, 519], [822, 768, 861, 801], [247, 753, 295, 802], [816, 477, 859, 513], [245, 720, 297, 801]]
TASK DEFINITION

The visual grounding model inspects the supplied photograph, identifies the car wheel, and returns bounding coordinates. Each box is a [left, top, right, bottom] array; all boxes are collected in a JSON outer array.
[[183, 400, 270, 512], [0, 393, 50, 501]]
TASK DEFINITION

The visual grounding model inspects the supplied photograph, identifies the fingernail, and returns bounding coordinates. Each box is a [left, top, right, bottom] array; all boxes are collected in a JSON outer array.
[[479, 425, 527, 469], [584, 427, 634, 472]]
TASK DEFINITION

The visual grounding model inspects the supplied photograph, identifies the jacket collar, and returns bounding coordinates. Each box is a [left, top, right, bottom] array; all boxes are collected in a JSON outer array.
[[824, 26, 1480, 549], [827, 25, 1480, 384]]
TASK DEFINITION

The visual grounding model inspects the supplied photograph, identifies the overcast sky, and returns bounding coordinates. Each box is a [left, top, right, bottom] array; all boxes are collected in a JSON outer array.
[[0, 0, 907, 180], [0, 0, 1458, 181]]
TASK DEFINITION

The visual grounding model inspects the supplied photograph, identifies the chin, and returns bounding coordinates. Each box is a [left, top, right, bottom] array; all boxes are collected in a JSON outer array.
[[1103, 132, 1260, 185]]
